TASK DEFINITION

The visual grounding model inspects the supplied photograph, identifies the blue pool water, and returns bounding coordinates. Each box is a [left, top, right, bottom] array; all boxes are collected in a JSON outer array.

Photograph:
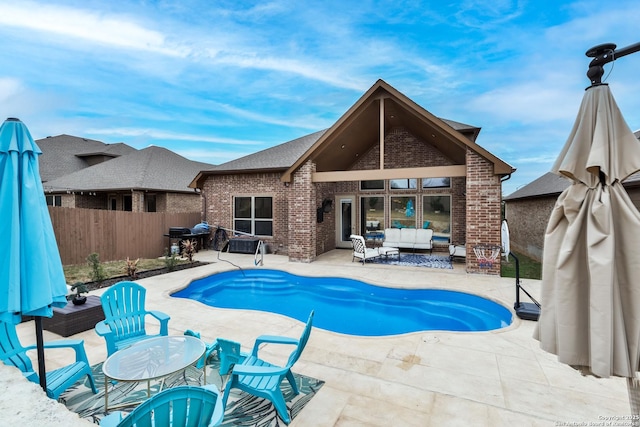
[[171, 269, 513, 336]]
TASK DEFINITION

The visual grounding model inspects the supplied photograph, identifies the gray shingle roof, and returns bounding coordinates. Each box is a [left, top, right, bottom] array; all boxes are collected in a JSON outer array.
[[37, 134, 136, 182], [210, 129, 327, 173], [44, 145, 214, 193]]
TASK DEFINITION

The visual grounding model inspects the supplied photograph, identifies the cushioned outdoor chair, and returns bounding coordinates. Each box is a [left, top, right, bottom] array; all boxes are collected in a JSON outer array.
[[350, 234, 380, 264], [100, 384, 224, 427], [222, 311, 314, 425], [449, 244, 466, 261], [95, 281, 170, 356], [0, 319, 97, 400]]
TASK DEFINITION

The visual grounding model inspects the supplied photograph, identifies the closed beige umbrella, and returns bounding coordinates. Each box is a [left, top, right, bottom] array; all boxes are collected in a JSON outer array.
[[534, 84, 640, 417]]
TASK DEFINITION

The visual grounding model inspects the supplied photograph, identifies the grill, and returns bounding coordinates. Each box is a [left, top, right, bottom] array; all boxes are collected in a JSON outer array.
[[168, 227, 192, 239], [165, 227, 210, 252]]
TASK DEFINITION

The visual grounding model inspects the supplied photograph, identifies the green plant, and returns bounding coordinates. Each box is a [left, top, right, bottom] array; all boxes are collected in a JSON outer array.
[[125, 257, 139, 279], [164, 248, 180, 272], [86, 252, 107, 283], [182, 239, 197, 263], [70, 282, 88, 298]]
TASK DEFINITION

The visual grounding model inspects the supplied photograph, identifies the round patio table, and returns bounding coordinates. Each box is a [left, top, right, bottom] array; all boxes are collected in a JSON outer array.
[[102, 335, 206, 412]]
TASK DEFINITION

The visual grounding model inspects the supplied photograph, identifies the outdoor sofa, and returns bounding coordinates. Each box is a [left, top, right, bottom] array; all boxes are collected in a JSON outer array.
[[383, 228, 433, 253]]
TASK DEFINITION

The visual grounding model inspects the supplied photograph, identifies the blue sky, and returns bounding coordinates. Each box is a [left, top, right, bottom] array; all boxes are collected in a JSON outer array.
[[1, 1, 639, 196]]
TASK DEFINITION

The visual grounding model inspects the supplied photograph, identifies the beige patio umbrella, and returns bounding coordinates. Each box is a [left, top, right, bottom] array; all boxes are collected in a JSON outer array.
[[533, 83, 640, 416]]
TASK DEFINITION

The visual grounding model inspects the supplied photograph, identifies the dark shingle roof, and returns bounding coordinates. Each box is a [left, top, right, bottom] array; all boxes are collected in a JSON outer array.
[[503, 172, 570, 200], [37, 134, 136, 182], [44, 146, 214, 193], [211, 129, 327, 173]]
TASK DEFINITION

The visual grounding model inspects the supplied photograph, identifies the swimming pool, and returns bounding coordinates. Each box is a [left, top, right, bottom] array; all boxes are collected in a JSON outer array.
[[171, 269, 513, 336]]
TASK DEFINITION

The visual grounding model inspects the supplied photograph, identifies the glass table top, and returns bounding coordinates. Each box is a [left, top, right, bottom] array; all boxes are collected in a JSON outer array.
[[102, 336, 205, 382]]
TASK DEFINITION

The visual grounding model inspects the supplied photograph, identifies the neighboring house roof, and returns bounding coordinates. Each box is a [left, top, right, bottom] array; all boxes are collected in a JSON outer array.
[[37, 134, 136, 182], [44, 145, 214, 193], [503, 172, 570, 200], [505, 130, 640, 201], [190, 79, 514, 188]]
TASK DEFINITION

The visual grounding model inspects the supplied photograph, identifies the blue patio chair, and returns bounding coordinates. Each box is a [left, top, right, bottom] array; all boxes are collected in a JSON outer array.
[[95, 281, 170, 356], [183, 329, 219, 369], [100, 384, 224, 427], [0, 319, 97, 400], [222, 311, 314, 424]]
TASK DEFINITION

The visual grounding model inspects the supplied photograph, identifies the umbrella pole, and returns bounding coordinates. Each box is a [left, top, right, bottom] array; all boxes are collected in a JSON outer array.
[[34, 317, 47, 392]]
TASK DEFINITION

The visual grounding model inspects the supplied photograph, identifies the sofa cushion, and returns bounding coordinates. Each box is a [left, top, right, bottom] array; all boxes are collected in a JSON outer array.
[[399, 228, 417, 245], [382, 228, 401, 247], [414, 229, 433, 249]]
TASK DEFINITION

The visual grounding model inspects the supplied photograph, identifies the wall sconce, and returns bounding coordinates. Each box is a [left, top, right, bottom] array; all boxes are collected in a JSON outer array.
[[322, 198, 333, 213], [284, 182, 290, 187]]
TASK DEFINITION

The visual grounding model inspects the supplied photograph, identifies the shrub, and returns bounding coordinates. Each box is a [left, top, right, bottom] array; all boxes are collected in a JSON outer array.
[[163, 248, 180, 272], [182, 239, 197, 263], [125, 257, 139, 279], [86, 253, 107, 283]]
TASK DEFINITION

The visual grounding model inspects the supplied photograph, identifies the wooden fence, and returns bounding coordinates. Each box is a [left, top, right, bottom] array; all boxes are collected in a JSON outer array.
[[48, 207, 202, 265]]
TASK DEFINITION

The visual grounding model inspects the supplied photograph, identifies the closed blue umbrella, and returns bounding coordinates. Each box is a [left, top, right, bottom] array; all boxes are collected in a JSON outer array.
[[0, 118, 69, 392]]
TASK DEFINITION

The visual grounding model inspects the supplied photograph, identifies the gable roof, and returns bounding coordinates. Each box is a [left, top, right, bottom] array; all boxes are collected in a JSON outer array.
[[37, 134, 136, 182], [190, 79, 514, 188], [282, 79, 514, 182], [505, 130, 640, 201], [44, 145, 214, 193]]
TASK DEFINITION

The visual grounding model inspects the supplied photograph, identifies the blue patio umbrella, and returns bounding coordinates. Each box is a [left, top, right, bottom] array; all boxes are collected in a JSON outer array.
[[0, 118, 69, 392]]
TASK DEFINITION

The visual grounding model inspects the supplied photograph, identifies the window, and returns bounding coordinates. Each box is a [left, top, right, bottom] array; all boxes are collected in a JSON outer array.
[[361, 196, 384, 235], [146, 194, 157, 212], [422, 177, 450, 188], [390, 196, 416, 228], [46, 195, 61, 206], [360, 180, 384, 190], [423, 195, 451, 243], [234, 196, 273, 236], [390, 179, 417, 189], [123, 195, 132, 211]]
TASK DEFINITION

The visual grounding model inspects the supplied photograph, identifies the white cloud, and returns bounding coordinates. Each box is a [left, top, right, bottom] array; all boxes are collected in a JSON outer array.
[[86, 127, 263, 146], [0, 2, 188, 56]]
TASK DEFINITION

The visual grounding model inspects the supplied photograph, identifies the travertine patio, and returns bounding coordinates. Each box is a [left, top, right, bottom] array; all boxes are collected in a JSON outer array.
[[8, 249, 631, 426]]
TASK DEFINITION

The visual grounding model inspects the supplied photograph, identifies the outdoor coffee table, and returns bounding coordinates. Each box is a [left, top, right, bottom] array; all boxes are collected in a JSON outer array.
[[102, 335, 206, 412], [378, 246, 400, 260]]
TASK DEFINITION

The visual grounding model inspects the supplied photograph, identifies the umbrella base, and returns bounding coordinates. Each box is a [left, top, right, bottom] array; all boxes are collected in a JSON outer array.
[[515, 302, 540, 321]]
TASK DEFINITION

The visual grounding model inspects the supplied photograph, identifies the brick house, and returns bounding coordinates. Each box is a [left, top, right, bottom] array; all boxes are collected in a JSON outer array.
[[39, 135, 213, 213], [191, 80, 515, 274]]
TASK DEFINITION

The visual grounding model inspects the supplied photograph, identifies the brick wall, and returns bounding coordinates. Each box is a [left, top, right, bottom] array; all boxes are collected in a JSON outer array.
[[288, 161, 317, 262], [201, 172, 290, 255], [504, 196, 555, 262], [465, 149, 502, 274], [165, 192, 201, 213]]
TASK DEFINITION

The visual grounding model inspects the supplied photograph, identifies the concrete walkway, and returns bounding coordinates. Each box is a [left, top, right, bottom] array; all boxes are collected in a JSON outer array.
[[12, 249, 631, 426]]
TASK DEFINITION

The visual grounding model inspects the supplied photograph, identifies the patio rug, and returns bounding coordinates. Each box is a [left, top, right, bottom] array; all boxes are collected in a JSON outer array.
[[370, 253, 453, 269], [62, 358, 324, 426]]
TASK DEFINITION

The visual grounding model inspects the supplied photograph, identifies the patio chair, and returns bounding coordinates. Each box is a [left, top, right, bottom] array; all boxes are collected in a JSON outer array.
[[100, 384, 224, 427], [350, 234, 380, 264], [449, 244, 466, 261], [95, 281, 170, 356], [0, 319, 97, 400], [222, 311, 314, 425]]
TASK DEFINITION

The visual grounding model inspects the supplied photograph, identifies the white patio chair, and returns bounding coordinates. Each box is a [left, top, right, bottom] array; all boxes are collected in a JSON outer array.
[[350, 234, 381, 264]]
